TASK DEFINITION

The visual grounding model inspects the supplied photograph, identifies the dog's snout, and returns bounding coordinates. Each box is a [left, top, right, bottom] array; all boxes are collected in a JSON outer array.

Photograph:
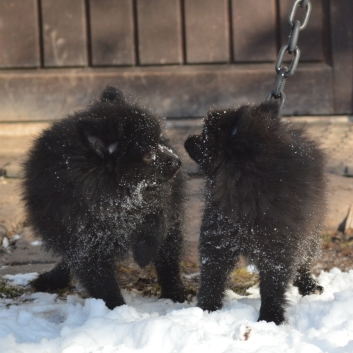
[[184, 135, 194, 152], [158, 144, 181, 170], [153, 145, 182, 183]]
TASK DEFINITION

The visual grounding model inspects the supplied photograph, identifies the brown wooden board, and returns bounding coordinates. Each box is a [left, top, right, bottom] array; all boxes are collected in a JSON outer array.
[[231, 0, 277, 62], [0, 0, 40, 68], [330, 0, 353, 114], [41, 0, 88, 67], [0, 64, 333, 122], [184, 0, 229, 63], [279, 0, 323, 62], [89, 0, 135, 66], [136, 0, 182, 65]]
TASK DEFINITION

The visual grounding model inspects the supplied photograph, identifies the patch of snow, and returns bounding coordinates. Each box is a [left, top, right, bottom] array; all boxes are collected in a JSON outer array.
[[247, 265, 258, 274], [108, 143, 118, 154], [11, 234, 22, 242], [158, 144, 178, 158], [3, 273, 38, 286], [184, 272, 200, 279], [30, 241, 43, 246], [0, 269, 353, 352], [2, 237, 9, 248]]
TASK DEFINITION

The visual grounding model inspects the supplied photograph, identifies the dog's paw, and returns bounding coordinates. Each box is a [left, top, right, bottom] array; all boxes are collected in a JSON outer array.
[[160, 286, 188, 303], [314, 285, 324, 294], [197, 299, 223, 312], [300, 284, 324, 296], [104, 297, 126, 310], [258, 310, 285, 325]]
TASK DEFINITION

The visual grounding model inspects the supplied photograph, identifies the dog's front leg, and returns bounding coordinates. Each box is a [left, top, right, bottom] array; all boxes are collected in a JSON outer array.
[[154, 219, 187, 303], [197, 207, 238, 312], [71, 250, 125, 310]]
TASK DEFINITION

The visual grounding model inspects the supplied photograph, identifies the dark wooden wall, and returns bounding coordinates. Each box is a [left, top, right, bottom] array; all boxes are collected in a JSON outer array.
[[0, 0, 351, 121]]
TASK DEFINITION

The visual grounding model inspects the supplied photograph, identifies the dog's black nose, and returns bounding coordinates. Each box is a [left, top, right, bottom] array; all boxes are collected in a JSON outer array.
[[172, 158, 181, 170]]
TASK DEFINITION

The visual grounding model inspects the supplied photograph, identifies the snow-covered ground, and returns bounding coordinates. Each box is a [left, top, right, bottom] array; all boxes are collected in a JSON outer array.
[[1, 268, 353, 353]]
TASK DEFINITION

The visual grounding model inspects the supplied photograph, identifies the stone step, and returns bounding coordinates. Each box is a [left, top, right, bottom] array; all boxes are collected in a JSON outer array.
[[2, 117, 353, 176]]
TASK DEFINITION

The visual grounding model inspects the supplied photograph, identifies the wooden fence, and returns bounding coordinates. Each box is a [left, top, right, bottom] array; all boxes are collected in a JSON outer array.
[[0, 0, 351, 120]]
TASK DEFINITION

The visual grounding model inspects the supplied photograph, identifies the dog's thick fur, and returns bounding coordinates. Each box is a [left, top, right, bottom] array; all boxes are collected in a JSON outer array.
[[184, 101, 326, 324], [22, 86, 187, 309]]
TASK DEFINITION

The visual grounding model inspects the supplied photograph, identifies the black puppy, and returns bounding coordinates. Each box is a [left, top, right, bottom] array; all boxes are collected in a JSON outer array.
[[184, 101, 326, 325], [22, 86, 187, 309]]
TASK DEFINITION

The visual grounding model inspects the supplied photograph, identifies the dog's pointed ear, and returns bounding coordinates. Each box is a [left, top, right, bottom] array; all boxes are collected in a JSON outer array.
[[100, 85, 124, 103], [228, 106, 247, 139], [76, 119, 108, 157], [257, 101, 280, 120]]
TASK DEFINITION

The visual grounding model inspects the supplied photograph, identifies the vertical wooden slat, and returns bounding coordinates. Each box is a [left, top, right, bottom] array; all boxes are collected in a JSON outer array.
[[331, 0, 353, 114], [184, 0, 229, 63], [0, 0, 40, 68], [231, 0, 277, 62], [137, 0, 182, 65], [89, 0, 135, 66], [41, 0, 88, 67], [279, 0, 323, 61]]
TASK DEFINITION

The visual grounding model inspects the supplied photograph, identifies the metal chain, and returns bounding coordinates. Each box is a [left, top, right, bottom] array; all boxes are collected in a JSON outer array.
[[266, 0, 312, 111]]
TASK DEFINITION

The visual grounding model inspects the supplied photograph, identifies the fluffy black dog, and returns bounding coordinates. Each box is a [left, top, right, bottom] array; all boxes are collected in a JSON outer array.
[[184, 101, 326, 325], [22, 86, 187, 309]]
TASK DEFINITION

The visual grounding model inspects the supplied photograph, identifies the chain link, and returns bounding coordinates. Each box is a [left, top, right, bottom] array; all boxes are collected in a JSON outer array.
[[266, 0, 312, 111]]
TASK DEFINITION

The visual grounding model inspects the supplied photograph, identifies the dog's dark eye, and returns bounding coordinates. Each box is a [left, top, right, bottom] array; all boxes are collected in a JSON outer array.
[[143, 151, 156, 164]]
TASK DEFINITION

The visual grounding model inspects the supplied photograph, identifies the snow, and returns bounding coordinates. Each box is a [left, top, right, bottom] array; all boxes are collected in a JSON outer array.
[[3, 273, 38, 286], [30, 241, 43, 246], [2, 237, 9, 248], [1, 268, 353, 352]]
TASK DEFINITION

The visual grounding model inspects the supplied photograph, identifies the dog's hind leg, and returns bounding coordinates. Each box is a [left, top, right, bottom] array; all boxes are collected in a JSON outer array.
[[197, 243, 238, 312], [197, 208, 238, 312], [293, 264, 323, 296], [257, 256, 294, 325], [154, 223, 187, 303], [32, 259, 71, 291], [293, 227, 324, 296], [72, 253, 125, 310]]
